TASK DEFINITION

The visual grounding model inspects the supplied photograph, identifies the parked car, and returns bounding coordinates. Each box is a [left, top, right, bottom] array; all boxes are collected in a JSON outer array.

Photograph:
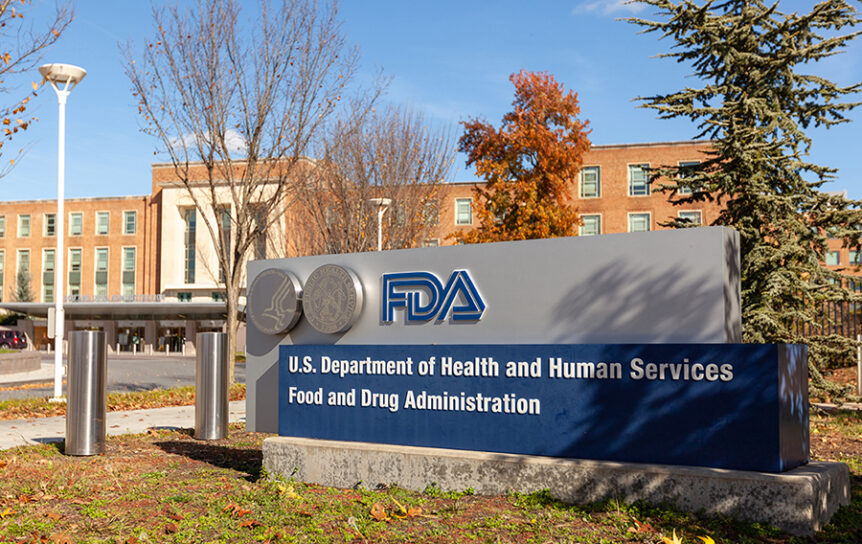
[[0, 330, 27, 349]]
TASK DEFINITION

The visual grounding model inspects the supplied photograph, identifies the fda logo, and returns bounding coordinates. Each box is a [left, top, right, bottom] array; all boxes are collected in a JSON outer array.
[[382, 270, 486, 323]]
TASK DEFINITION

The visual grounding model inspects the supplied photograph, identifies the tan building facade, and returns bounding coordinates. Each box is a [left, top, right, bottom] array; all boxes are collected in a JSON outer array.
[[0, 195, 156, 304]]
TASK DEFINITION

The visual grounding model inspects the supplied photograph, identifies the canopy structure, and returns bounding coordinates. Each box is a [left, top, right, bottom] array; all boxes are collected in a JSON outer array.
[[0, 302, 245, 321]]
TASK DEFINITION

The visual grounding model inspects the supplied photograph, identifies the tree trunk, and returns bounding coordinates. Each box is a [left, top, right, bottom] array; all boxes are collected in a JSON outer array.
[[226, 293, 239, 385]]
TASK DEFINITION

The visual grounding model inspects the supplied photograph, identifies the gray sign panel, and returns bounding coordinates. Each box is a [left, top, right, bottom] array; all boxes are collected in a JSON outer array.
[[246, 227, 740, 432]]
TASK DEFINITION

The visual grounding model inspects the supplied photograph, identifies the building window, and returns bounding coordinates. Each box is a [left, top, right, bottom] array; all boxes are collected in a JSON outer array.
[[580, 166, 600, 198], [219, 207, 230, 283], [628, 164, 650, 196], [677, 161, 700, 195], [184, 209, 196, 284], [17, 249, 30, 275], [69, 248, 82, 297], [424, 239, 439, 247], [628, 213, 651, 233], [44, 214, 56, 237], [423, 200, 439, 226], [252, 205, 267, 260], [212, 291, 226, 302], [70, 212, 83, 236], [123, 211, 137, 235], [455, 198, 472, 225], [95, 248, 109, 296], [122, 247, 136, 296], [17, 214, 30, 237], [0, 216, 5, 238], [678, 210, 703, 226], [42, 249, 55, 303], [580, 214, 601, 236], [826, 251, 840, 266], [0, 250, 5, 301], [850, 251, 861, 266], [96, 211, 110, 235], [177, 292, 192, 302]]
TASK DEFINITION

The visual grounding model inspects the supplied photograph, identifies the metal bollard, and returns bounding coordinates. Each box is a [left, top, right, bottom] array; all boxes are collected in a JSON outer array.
[[65, 331, 107, 456], [195, 332, 229, 440]]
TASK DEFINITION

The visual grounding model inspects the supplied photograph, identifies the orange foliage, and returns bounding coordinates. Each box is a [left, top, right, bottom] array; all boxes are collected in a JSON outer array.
[[453, 70, 590, 243]]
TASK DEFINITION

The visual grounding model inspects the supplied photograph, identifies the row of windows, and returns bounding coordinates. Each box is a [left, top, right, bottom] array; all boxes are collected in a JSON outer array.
[[578, 210, 703, 236], [0, 247, 136, 302], [826, 251, 862, 267], [578, 162, 701, 199], [0, 211, 138, 238]]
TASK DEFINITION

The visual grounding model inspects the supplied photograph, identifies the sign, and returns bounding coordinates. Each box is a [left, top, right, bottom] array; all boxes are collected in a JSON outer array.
[[382, 270, 486, 322], [247, 228, 743, 435], [279, 343, 809, 473]]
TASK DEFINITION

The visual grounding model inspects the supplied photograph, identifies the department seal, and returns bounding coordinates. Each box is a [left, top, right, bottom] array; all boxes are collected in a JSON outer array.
[[247, 268, 302, 335], [302, 264, 364, 334]]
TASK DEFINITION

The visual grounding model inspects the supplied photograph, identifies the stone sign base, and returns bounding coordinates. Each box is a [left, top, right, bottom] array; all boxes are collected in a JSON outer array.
[[263, 437, 849, 536]]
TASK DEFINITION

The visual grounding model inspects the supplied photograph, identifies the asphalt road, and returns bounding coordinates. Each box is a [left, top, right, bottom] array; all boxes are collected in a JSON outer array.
[[0, 356, 246, 401]]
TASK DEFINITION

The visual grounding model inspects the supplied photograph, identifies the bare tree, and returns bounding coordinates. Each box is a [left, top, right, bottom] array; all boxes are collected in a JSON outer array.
[[292, 105, 454, 255], [0, 0, 73, 176], [125, 0, 360, 380]]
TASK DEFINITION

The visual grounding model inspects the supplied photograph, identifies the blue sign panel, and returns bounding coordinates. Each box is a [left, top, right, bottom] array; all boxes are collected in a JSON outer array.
[[278, 344, 808, 473]]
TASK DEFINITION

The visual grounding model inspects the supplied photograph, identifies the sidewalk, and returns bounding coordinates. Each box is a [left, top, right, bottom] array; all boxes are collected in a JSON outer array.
[[0, 400, 246, 450], [0, 361, 56, 385]]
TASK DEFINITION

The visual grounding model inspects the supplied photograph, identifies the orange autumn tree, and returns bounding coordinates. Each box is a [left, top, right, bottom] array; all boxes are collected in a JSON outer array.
[[453, 70, 590, 243]]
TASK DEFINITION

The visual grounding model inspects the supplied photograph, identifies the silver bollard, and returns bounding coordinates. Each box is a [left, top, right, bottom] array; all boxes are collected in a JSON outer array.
[[65, 331, 107, 456], [195, 332, 229, 440]]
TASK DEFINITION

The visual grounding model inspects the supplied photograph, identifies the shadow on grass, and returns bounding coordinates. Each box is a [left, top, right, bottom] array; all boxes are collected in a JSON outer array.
[[153, 437, 263, 481]]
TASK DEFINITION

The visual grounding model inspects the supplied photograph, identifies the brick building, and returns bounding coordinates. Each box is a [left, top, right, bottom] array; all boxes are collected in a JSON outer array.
[[431, 140, 722, 244], [4, 138, 852, 349]]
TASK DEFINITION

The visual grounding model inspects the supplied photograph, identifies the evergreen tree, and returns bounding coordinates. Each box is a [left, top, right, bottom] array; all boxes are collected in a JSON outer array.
[[628, 0, 862, 397], [14, 269, 32, 302], [453, 70, 591, 243]]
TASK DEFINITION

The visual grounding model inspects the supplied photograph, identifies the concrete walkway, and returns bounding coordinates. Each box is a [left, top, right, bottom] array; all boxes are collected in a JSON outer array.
[[0, 400, 246, 450]]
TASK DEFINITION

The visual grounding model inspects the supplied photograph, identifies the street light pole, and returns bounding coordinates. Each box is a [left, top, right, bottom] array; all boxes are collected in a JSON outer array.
[[367, 198, 392, 251], [38, 63, 86, 403]]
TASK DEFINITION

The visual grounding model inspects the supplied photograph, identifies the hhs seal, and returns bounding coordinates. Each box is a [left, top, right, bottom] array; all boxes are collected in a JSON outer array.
[[302, 264, 364, 334], [247, 268, 302, 335]]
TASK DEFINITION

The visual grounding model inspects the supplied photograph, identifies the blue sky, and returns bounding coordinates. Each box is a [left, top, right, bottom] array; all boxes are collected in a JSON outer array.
[[3, 0, 861, 201]]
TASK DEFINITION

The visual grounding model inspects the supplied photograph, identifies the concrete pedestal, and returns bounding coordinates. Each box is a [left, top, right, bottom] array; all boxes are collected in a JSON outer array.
[[263, 437, 849, 536]]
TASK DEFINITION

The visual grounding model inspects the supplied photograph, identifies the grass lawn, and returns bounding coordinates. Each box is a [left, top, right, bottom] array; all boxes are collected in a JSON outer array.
[[0, 380, 859, 542], [0, 413, 857, 542]]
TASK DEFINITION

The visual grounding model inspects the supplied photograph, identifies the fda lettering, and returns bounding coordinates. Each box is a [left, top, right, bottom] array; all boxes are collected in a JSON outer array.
[[382, 270, 486, 323]]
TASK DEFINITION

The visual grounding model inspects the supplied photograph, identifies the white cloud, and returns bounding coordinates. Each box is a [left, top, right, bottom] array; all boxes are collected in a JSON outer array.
[[573, 0, 646, 16], [168, 128, 247, 155]]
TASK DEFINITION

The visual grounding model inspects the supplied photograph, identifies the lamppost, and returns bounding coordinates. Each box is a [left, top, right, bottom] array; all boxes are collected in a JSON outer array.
[[38, 63, 86, 402], [367, 197, 391, 251]]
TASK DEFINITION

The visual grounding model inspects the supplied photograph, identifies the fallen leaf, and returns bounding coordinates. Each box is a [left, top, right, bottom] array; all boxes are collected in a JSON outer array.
[[45, 513, 62, 521], [50, 533, 73, 544], [662, 530, 684, 544], [370, 502, 389, 522], [239, 518, 261, 528], [163, 523, 178, 534], [406, 506, 422, 518], [0, 507, 13, 519]]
